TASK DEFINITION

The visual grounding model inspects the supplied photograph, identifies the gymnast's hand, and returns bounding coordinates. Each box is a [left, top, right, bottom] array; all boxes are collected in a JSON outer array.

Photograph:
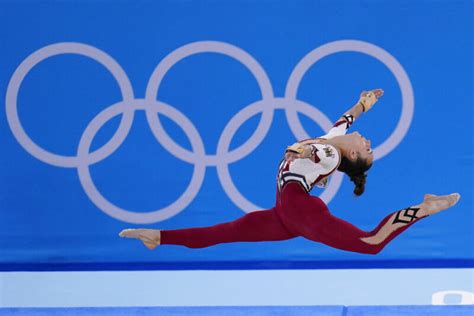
[[285, 144, 313, 163], [284, 151, 300, 163], [358, 88, 384, 112]]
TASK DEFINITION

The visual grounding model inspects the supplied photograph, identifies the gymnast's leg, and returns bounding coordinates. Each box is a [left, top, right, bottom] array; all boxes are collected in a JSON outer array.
[[354, 193, 461, 253], [278, 184, 460, 254], [119, 208, 296, 249]]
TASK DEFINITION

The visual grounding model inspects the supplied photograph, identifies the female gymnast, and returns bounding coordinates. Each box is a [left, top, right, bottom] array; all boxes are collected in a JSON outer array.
[[119, 89, 460, 254]]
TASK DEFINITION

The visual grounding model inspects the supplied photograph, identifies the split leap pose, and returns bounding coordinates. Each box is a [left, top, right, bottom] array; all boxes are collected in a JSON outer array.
[[120, 89, 460, 254]]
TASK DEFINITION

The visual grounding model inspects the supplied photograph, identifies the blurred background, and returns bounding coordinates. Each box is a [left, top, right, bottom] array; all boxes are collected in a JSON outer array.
[[0, 0, 472, 313]]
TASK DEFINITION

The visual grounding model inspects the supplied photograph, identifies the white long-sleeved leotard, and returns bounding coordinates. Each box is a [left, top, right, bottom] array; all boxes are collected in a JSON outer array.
[[277, 114, 354, 193]]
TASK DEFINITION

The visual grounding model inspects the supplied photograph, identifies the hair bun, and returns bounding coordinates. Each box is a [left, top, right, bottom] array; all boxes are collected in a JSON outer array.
[[350, 173, 367, 196], [337, 156, 372, 197]]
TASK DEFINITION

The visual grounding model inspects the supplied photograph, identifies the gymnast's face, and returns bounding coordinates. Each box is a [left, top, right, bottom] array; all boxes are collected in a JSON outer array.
[[349, 132, 374, 164]]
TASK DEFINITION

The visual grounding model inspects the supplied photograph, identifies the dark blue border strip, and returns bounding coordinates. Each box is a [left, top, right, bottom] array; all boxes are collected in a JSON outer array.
[[1, 259, 473, 271]]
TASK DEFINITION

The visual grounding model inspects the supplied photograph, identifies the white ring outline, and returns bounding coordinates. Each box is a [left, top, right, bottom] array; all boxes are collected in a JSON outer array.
[[285, 40, 414, 160], [145, 41, 275, 166], [6, 42, 135, 167], [215, 97, 344, 212], [77, 99, 206, 224]]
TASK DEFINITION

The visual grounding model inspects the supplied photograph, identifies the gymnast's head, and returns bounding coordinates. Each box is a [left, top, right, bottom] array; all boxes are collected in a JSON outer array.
[[337, 131, 373, 196]]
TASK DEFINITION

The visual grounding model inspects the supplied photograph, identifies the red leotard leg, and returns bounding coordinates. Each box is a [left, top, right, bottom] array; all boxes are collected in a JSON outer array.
[[160, 182, 424, 254], [161, 208, 296, 248], [277, 182, 425, 254]]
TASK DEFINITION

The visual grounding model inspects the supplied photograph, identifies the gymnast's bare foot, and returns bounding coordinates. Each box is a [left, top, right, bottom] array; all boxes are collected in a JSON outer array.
[[119, 228, 161, 250], [421, 193, 461, 216]]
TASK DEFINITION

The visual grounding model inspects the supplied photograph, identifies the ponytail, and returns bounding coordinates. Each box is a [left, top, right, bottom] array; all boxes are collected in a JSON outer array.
[[337, 156, 372, 196]]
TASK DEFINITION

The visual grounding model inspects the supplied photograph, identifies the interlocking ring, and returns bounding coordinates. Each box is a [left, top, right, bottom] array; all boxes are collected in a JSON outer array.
[[5, 40, 414, 223]]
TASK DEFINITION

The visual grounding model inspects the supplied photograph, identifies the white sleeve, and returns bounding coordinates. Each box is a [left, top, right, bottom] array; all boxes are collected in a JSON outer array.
[[321, 114, 355, 139], [288, 144, 341, 186], [311, 144, 341, 173]]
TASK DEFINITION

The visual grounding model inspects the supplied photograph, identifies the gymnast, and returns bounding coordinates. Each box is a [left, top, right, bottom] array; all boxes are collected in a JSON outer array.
[[119, 89, 460, 254]]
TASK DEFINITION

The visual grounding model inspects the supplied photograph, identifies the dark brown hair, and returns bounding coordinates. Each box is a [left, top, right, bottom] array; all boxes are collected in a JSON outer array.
[[337, 155, 372, 196]]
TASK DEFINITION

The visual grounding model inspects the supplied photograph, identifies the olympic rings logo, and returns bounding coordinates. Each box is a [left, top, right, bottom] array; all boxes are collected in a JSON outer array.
[[6, 40, 414, 224]]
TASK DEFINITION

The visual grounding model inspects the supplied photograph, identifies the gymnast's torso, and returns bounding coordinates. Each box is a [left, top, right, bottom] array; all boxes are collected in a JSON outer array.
[[277, 114, 354, 193]]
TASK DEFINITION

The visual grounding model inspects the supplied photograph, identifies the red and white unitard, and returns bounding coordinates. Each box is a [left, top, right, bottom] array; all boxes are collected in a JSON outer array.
[[160, 115, 425, 254]]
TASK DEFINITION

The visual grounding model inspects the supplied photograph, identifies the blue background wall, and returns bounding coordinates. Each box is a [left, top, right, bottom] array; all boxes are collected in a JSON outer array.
[[0, 0, 472, 268]]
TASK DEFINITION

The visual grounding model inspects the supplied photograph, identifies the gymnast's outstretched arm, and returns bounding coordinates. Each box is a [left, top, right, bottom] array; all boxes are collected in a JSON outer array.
[[285, 88, 384, 162]]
